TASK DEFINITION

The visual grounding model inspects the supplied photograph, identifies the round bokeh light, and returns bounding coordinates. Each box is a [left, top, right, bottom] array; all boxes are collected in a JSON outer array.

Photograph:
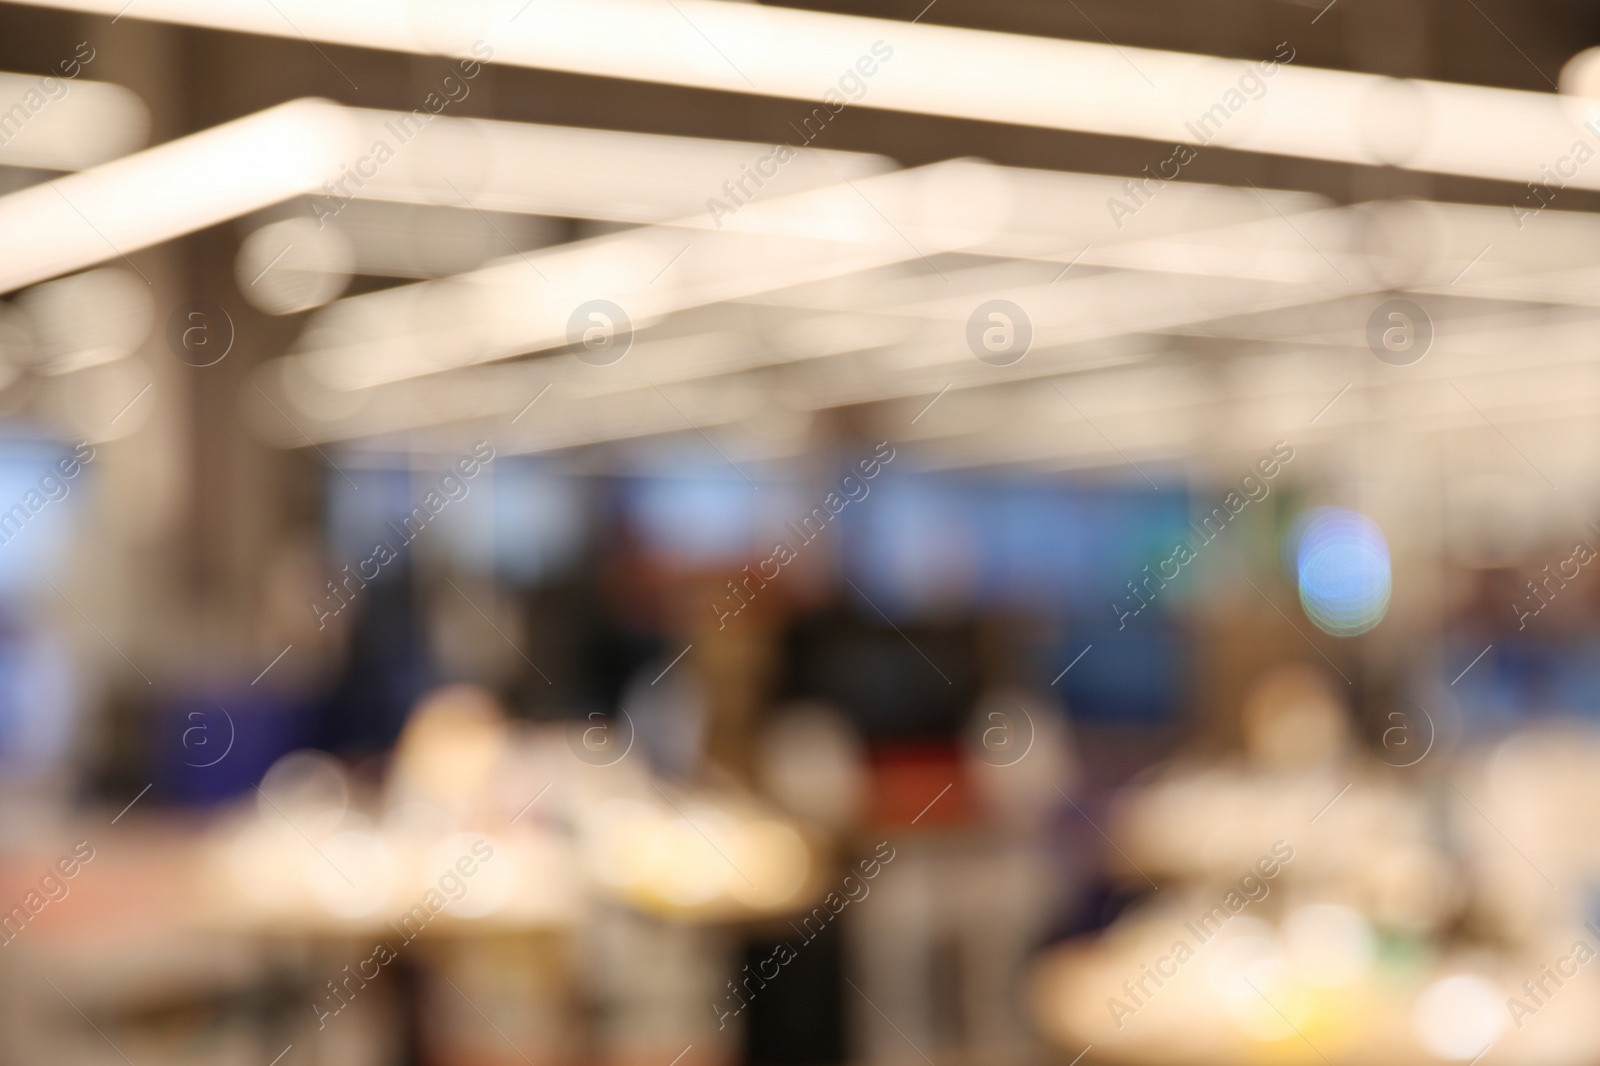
[[1413, 974, 1505, 1060], [1290, 507, 1392, 637]]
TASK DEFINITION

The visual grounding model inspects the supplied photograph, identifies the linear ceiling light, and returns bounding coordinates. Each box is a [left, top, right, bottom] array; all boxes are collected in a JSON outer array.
[[0, 71, 149, 171], [0, 98, 354, 293], [291, 158, 1011, 391], [9, 0, 1600, 191], [338, 108, 893, 225]]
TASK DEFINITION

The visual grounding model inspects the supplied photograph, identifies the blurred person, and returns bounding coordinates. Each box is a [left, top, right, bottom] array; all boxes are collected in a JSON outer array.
[[616, 652, 708, 784], [1025, 665, 1461, 1063], [428, 574, 533, 692], [1111, 663, 1454, 932], [841, 686, 1078, 1066], [310, 558, 433, 759]]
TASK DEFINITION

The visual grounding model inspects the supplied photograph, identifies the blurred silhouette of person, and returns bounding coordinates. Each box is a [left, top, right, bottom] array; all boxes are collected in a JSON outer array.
[[844, 685, 1079, 1066], [312, 561, 433, 758]]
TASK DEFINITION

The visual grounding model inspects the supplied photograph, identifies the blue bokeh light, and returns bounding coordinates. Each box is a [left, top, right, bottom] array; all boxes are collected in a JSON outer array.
[[1291, 507, 1392, 637]]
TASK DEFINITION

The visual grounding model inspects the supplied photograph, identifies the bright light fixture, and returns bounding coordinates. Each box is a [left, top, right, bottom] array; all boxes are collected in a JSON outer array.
[[291, 159, 1010, 391], [0, 71, 149, 171], [0, 97, 355, 293], [8, 0, 1600, 191]]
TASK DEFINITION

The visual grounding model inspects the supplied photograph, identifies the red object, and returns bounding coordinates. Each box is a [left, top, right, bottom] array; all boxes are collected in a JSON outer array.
[[867, 743, 974, 829]]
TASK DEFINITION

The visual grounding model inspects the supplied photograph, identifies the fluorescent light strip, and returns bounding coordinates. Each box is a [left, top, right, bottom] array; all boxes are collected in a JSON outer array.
[[257, 357, 764, 452], [290, 176, 1600, 423], [0, 87, 1324, 299], [9, 0, 1600, 192], [789, 271, 1362, 412], [290, 156, 1352, 395], [756, 194, 1600, 311], [0, 98, 356, 293], [344, 113, 1331, 253], [903, 322, 1600, 473], [265, 330, 747, 442], [339, 108, 893, 225], [292, 158, 1011, 391], [335, 111, 1600, 299], [268, 262, 1600, 455], [0, 72, 149, 171], [269, 260, 1349, 445]]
